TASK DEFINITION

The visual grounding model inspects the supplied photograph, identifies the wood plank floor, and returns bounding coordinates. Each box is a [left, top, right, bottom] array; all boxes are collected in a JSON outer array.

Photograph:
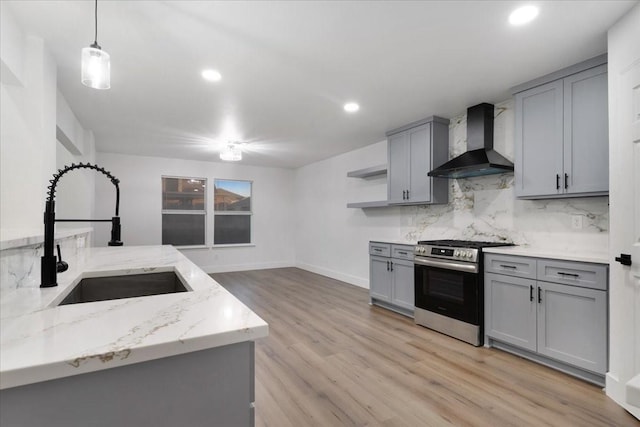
[[212, 268, 637, 427]]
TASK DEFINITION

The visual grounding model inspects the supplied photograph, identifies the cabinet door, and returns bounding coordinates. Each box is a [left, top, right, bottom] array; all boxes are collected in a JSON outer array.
[[390, 259, 414, 313], [485, 273, 537, 351], [408, 123, 431, 203], [515, 80, 564, 198], [387, 132, 409, 204], [563, 65, 609, 195], [370, 256, 392, 302], [537, 282, 607, 374]]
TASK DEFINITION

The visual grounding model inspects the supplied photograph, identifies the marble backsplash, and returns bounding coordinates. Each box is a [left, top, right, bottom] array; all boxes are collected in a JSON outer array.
[[0, 230, 91, 291], [400, 99, 609, 253]]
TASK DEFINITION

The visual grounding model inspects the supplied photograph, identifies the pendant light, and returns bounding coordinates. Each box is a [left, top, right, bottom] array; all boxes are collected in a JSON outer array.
[[81, 0, 110, 89], [220, 143, 242, 161]]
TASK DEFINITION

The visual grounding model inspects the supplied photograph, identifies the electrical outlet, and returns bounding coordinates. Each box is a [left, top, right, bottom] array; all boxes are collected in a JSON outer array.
[[571, 215, 583, 230]]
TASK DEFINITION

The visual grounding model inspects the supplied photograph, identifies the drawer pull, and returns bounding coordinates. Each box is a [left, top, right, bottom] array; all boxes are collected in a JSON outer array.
[[398, 251, 408, 255], [500, 264, 517, 269], [374, 248, 382, 252], [557, 272, 579, 278]]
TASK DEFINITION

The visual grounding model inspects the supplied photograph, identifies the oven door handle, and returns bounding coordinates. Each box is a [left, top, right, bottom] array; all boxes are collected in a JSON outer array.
[[414, 257, 478, 273]]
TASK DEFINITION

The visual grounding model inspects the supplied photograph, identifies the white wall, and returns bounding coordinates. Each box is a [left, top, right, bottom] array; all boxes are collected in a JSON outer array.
[[94, 152, 296, 273], [294, 141, 404, 287], [0, 3, 57, 235], [295, 99, 610, 288]]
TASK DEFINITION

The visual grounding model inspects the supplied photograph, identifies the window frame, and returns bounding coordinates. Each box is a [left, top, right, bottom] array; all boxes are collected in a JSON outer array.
[[213, 178, 253, 246], [161, 175, 207, 248]]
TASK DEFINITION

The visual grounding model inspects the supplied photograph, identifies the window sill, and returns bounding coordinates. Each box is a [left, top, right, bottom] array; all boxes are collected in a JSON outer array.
[[212, 243, 255, 248], [174, 245, 209, 250]]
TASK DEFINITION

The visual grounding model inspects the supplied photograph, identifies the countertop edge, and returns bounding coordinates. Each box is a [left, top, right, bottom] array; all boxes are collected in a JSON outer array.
[[482, 246, 609, 265]]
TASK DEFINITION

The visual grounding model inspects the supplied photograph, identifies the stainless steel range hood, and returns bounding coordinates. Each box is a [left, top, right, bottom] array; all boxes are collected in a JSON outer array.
[[428, 103, 514, 179]]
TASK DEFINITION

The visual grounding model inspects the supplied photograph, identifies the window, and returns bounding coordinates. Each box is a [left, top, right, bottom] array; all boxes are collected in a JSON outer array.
[[214, 179, 252, 245], [162, 177, 206, 246]]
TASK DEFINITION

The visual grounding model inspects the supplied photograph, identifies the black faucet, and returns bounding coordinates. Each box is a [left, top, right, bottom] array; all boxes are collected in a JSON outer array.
[[41, 162, 123, 288]]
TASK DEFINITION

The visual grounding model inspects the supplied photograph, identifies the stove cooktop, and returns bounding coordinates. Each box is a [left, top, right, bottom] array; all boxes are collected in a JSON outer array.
[[417, 240, 514, 249]]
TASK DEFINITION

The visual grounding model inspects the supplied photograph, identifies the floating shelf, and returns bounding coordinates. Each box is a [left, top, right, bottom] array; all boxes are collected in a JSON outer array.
[[346, 201, 389, 208], [347, 164, 387, 178]]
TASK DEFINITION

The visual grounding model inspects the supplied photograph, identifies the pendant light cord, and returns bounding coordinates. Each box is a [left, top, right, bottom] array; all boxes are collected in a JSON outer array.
[[94, 0, 98, 45]]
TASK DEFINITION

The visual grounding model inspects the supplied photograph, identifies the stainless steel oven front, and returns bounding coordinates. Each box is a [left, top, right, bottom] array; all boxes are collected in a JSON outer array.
[[414, 254, 483, 346]]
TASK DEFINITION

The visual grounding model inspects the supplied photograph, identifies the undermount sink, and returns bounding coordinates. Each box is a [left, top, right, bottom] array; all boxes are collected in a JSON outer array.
[[58, 272, 189, 306]]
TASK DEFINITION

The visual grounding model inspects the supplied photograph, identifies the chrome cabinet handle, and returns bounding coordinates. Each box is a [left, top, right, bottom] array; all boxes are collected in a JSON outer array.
[[390, 261, 394, 272], [538, 287, 542, 304], [406, 189, 410, 199], [564, 173, 569, 189], [529, 285, 534, 302], [556, 174, 560, 190], [500, 264, 517, 269], [386, 261, 390, 271]]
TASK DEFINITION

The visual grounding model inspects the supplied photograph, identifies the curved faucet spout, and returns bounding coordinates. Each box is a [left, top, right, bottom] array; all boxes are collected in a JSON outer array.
[[41, 162, 123, 287]]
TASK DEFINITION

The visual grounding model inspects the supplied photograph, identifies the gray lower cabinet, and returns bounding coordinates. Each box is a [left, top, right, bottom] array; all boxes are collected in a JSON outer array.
[[387, 117, 449, 205], [514, 57, 608, 199], [370, 255, 392, 301], [369, 242, 414, 317], [485, 253, 608, 385], [0, 342, 255, 427]]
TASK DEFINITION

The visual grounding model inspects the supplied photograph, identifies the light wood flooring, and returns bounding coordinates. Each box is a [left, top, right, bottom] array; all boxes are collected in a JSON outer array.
[[212, 268, 637, 427]]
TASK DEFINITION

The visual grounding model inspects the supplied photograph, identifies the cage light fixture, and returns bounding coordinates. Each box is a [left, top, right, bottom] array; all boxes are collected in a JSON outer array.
[[220, 143, 242, 161], [81, 0, 110, 89]]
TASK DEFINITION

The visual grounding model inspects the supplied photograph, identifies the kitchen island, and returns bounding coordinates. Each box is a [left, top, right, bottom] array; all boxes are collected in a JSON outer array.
[[0, 245, 268, 426]]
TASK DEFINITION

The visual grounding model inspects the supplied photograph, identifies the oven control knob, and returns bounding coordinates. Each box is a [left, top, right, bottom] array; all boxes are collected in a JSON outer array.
[[467, 251, 473, 258], [453, 250, 459, 257], [419, 247, 425, 253]]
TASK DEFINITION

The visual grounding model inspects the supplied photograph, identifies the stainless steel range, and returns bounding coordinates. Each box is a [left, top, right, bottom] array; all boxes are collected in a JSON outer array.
[[413, 240, 513, 346]]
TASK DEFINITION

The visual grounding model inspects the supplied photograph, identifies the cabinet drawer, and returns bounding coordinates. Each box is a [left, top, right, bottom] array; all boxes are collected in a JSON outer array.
[[391, 245, 414, 260], [369, 242, 391, 257], [537, 259, 608, 290], [485, 254, 536, 279]]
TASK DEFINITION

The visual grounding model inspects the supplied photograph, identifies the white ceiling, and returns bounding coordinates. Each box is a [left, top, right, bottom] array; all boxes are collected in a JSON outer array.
[[6, 1, 637, 169]]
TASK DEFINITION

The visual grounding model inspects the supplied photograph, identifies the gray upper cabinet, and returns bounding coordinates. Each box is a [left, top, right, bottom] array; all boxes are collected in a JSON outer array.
[[515, 80, 564, 198], [563, 66, 609, 195], [514, 56, 608, 199], [387, 117, 449, 205]]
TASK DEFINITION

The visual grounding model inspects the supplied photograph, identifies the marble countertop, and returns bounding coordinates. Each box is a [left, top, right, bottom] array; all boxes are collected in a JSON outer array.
[[370, 239, 417, 246], [482, 246, 609, 264], [0, 245, 268, 390]]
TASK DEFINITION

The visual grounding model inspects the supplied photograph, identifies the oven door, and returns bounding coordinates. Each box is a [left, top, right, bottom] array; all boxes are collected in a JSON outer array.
[[414, 257, 480, 325]]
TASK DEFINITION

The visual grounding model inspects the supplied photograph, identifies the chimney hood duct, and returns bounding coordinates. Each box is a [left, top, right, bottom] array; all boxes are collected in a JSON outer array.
[[428, 103, 514, 179]]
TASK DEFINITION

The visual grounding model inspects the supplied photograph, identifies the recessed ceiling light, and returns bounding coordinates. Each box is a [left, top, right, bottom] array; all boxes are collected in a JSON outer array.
[[344, 102, 360, 113], [509, 5, 539, 26], [202, 69, 222, 82]]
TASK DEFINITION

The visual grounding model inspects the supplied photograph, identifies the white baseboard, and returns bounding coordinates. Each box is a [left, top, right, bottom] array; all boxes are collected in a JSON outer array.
[[295, 262, 368, 289], [201, 261, 294, 274], [607, 373, 640, 420]]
